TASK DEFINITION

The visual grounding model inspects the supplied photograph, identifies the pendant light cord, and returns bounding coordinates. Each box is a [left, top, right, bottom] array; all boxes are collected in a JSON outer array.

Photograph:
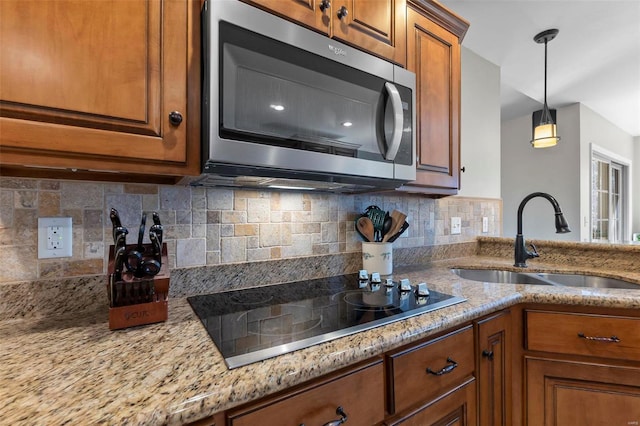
[[541, 39, 551, 124], [544, 39, 548, 107]]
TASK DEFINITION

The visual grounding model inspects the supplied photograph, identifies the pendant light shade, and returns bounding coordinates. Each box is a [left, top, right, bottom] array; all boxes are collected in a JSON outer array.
[[531, 29, 560, 148], [532, 123, 559, 148]]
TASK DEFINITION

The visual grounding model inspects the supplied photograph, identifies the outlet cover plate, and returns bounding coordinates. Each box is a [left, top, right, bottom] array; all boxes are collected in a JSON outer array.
[[451, 217, 462, 235], [482, 217, 489, 233], [38, 217, 73, 259]]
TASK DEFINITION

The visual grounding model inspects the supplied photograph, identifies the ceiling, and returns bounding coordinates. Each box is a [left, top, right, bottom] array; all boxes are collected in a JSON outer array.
[[439, 0, 640, 137]]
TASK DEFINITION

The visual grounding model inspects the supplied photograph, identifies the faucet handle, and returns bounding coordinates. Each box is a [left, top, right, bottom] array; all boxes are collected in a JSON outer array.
[[528, 243, 539, 258]]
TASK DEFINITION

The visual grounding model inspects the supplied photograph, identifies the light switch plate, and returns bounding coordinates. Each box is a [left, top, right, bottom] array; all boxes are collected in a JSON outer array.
[[451, 217, 462, 235], [38, 217, 73, 259]]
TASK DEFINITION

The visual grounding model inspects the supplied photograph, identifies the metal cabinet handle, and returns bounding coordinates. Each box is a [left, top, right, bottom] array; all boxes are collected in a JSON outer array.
[[578, 332, 620, 343], [319, 0, 330, 12], [482, 349, 494, 360], [426, 357, 458, 376], [169, 111, 183, 126], [322, 406, 348, 426], [337, 6, 348, 19]]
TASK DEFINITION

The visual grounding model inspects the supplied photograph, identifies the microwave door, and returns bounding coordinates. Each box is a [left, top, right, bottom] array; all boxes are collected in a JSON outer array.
[[218, 26, 396, 171]]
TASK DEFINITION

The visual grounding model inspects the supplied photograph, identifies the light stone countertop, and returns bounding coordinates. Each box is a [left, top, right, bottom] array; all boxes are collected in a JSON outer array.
[[1, 256, 639, 425]]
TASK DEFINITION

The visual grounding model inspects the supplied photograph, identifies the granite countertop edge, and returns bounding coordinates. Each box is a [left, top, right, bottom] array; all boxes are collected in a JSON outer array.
[[1, 256, 639, 425]]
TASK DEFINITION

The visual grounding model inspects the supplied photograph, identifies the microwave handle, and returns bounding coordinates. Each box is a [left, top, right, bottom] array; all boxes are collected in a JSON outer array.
[[383, 82, 403, 161]]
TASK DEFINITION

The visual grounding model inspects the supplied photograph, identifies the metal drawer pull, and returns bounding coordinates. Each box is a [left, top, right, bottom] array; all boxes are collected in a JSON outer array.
[[577, 332, 620, 343], [337, 6, 348, 19], [322, 406, 348, 426], [426, 357, 458, 376], [482, 349, 494, 360]]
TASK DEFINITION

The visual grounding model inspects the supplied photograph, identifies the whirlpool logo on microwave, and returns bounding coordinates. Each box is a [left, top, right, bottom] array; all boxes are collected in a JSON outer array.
[[328, 44, 347, 56]]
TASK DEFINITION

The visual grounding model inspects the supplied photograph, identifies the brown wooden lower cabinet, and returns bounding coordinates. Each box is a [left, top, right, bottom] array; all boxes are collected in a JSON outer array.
[[525, 357, 640, 426], [226, 357, 385, 426], [476, 310, 511, 426], [520, 305, 640, 426], [193, 305, 640, 426], [525, 309, 640, 361], [386, 325, 475, 415], [385, 378, 477, 426]]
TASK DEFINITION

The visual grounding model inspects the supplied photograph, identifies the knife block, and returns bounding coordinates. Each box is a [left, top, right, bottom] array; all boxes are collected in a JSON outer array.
[[106, 242, 169, 330]]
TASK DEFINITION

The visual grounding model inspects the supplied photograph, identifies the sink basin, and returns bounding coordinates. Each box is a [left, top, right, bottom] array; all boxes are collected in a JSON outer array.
[[451, 269, 551, 285], [452, 268, 639, 289], [533, 273, 639, 289]]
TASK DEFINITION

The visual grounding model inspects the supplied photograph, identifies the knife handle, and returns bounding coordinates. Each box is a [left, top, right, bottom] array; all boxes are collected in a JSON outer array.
[[110, 208, 122, 228], [137, 212, 147, 252], [150, 224, 163, 246]]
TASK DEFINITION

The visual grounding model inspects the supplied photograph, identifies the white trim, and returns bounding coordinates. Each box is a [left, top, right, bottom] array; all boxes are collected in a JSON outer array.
[[590, 143, 633, 241]]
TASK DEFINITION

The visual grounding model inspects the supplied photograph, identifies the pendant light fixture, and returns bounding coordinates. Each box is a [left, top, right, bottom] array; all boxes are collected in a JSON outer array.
[[531, 29, 560, 148]]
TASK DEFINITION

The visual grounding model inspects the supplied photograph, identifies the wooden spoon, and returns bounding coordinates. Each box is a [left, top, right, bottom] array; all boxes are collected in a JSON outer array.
[[356, 217, 375, 242]]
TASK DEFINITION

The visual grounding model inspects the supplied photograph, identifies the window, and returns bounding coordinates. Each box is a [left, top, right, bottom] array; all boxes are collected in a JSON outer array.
[[591, 151, 628, 243]]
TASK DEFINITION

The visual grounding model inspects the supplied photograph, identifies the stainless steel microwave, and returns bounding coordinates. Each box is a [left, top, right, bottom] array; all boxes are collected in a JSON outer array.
[[189, 0, 416, 192]]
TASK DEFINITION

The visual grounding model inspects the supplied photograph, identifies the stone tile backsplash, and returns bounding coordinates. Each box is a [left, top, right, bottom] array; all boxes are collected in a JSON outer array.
[[0, 177, 502, 284]]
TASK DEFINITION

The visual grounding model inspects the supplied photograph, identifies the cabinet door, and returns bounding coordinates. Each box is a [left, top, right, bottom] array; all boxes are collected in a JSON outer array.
[[331, 0, 406, 65], [227, 358, 385, 426], [476, 310, 511, 426], [386, 379, 477, 426], [526, 357, 640, 426], [0, 0, 198, 177], [242, 0, 330, 34], [404, 6, 461, 194]]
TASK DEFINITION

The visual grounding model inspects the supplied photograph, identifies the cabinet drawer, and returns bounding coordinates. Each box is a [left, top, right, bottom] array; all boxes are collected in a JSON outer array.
[[385, 378, 477, 426], [227, 358, 384, 426], [526, 310, 640, 361], [387, 325, 474, 414]]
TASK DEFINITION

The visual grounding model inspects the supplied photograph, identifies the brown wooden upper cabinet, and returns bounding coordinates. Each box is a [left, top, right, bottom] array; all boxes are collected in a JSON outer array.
[[243, 0, 406, 66], [400, 1, 468, 195], [0, 0, 200, 181]]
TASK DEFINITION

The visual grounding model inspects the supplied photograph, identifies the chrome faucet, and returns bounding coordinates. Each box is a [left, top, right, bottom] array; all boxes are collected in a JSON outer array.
[[515, 192, 571, 267]]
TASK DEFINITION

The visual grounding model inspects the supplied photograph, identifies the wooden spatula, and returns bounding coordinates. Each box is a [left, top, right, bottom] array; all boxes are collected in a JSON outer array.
[[382, 210, 407, 242]]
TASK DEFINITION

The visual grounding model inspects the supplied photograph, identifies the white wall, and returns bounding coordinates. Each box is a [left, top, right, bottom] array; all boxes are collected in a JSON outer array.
[[457, 48, 501, 199], [501, 104, 581, 241], [633, 136, 640, 236]]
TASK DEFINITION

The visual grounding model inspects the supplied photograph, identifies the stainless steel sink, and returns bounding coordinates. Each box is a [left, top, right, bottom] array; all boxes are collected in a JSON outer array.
[[451, 269, 551, 285], [452, 268, 639, 289], [532, 273, 640, 289]]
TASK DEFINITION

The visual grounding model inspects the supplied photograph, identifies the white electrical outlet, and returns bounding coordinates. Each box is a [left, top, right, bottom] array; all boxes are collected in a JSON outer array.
[[451, 217, 462, 235], [482, 217, 489, 233], [47, 226, 64, 249], [38, 217, 73, 259]]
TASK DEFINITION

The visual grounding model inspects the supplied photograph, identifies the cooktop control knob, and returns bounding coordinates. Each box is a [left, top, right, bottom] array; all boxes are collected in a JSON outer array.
[[416, 282, 430, 297], [399, 278, 412, 292], [358, 269, 369, 288], [358, 270, 369, 280], [384, 278, 394, 287], [371, 272, 381, 284]]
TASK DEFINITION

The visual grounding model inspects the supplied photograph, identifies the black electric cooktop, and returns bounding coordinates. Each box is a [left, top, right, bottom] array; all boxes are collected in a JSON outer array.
[[188, 273, 465, 368]]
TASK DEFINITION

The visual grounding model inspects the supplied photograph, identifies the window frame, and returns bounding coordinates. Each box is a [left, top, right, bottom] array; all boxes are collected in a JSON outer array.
[[590, 144, 632, 243]]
